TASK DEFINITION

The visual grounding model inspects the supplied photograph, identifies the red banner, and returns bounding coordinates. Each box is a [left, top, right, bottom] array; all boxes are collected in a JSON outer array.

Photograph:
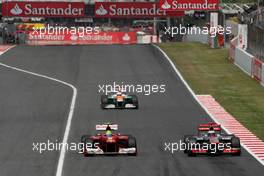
[[2, 1, 85, 17], [94, 2, 184, 18], [252, 57, 263, 82], [159, 0, 219, 11], [27, 31, 137, 45]]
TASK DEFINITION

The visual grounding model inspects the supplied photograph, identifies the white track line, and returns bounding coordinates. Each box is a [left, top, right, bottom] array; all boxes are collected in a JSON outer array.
[[0, 45, 78, 176], [153, 44, 264, 166]]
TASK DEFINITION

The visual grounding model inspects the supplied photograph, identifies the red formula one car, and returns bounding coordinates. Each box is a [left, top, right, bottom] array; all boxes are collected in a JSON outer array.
[[183, 122, 241, 156], [81, 124, 137, 156]]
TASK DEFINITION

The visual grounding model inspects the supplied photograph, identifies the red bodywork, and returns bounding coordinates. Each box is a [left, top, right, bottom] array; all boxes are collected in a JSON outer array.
[[83, 133, 134, 155], [198, 122, 222, 133], [91, 133, 129, 144]]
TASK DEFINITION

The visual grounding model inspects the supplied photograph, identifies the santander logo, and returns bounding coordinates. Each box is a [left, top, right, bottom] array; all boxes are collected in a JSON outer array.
[[70, 34, 78, 41], [10, 4, 23, 15], [122, 33, 130, 41], [161, 0, 171, 9], [95, 5, 108, 16], [5, 2, 85, 17]]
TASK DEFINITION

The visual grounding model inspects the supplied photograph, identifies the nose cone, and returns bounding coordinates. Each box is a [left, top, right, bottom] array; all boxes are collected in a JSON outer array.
[[106, 137, 116, 143]]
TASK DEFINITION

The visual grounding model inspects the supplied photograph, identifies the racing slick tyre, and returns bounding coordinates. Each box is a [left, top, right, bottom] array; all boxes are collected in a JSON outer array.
[[183, 135, 193, 153], [128, 136, 137, 156], [101, 95, 108, 109], [231, 137, 241, 156], [81, 135, 94, 157], [187, 138, 197, 157], [187, 151, 196, 157], [131, 95, 139, 109]]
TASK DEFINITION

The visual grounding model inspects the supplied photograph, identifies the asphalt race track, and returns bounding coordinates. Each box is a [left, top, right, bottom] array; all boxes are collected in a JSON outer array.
[[0, 45, 263, 176]]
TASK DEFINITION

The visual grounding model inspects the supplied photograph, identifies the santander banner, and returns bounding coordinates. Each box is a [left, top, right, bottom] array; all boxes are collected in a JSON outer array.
[[159, 0, 219, 11], [94, 2, 184, 18], [2, 1, 85, 17], [27, 31, 137, 45]]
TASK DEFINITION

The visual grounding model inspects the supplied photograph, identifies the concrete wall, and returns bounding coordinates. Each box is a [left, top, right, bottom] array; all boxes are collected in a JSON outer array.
[[234, 47, 254, 76], [234, 47, 264, 87]]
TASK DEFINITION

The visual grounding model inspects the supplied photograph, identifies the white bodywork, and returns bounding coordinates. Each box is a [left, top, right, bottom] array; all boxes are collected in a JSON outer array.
[[96, 124, 118, 131], [86, 147, 136, 154]]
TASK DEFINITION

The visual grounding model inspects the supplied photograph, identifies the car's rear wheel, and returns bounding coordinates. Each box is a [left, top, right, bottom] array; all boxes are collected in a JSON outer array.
[[187, 138, 197, 157], [101, 95, 108, 109], [183, 135, 193, 153], [131, 95, 139, 109]]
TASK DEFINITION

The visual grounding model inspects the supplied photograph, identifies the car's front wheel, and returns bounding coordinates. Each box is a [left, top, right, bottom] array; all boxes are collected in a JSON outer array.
[[231, 137, 241, 156], [81, 135, 94, 157], [127, 136, 137, 156]]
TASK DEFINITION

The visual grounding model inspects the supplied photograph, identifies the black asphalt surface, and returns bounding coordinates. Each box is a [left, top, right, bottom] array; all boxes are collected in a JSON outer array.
[[0, 45, 263, 176]]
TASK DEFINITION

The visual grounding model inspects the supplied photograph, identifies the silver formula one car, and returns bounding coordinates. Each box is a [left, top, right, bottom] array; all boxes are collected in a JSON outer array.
[[183, 122, 241, 156]]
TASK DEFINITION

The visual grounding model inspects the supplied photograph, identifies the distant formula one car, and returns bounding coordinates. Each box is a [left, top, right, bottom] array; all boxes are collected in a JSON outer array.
[[81, 123, 137, 156], [183, 122, 241, 156], [101, 91, 138, 109]]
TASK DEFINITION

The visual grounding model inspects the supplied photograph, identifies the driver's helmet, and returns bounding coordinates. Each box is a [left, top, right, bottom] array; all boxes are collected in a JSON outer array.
[[208, 127, 216, 137], [116, 91, 122, 96], [105, 130, 112, 137]]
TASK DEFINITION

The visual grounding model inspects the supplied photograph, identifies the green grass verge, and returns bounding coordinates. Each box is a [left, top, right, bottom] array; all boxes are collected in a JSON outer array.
[[159, 42, 264, 141]]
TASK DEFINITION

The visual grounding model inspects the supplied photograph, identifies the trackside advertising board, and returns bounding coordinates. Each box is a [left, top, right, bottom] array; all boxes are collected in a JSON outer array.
[[2, 1, 85, 17], [252, 57, 263, 82], [159, 0, 219, 11], [94, 2, 184, 18], [27, 31, 137, 45]]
